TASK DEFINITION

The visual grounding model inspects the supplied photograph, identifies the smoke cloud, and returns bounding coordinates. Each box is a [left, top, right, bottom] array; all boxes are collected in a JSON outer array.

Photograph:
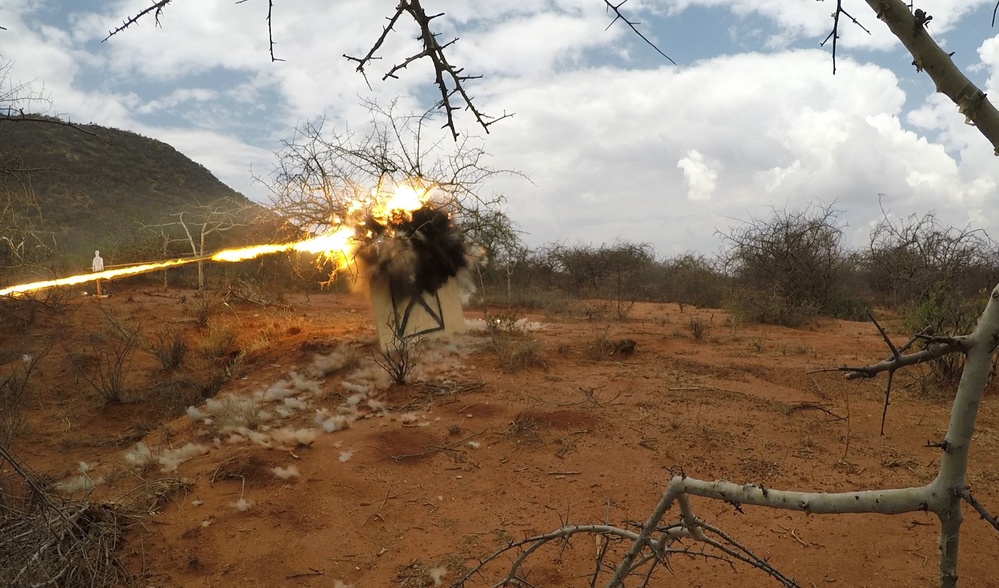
[[355, 204, 471, 297]]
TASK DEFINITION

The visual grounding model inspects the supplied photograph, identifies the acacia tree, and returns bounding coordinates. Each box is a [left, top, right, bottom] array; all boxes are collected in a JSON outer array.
[[106, 2, 999, 586], [143, 199, 257, 290], [261, 100, 517, 284]]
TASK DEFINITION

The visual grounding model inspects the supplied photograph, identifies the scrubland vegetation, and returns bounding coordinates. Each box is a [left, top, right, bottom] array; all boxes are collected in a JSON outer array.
[[2, 199, 999, 587]]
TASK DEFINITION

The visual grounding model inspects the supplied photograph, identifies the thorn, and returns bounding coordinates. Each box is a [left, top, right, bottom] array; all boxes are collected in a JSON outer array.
[[925, 439, 951, 452]]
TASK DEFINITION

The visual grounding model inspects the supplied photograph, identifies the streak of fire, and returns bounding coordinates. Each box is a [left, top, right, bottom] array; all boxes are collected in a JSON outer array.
[[0, 181, 446, 297]]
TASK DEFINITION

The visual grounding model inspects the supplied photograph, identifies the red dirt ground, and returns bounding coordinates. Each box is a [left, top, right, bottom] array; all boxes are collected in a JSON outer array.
[[5, 286, 999, 587]]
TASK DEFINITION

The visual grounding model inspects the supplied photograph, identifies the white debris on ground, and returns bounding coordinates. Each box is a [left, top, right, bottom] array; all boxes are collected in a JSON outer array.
[[49, 333, 480, 498], [464, 317, 545, 333], [52, 461, 103, 494]]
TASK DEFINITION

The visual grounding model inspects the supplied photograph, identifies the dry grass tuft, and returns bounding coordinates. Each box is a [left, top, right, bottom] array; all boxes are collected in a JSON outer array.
[[151, 329, 187, 370], [491, 332, 547, 372], [197, 320, 237, 359]]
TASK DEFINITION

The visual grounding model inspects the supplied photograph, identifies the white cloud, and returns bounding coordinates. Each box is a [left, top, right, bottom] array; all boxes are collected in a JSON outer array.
[[138, 127, 275, 202], [4, 0, 999, 259], [677, 149, 717, 201], [478, 48, 994, 253], [135, 88, 218, 115]]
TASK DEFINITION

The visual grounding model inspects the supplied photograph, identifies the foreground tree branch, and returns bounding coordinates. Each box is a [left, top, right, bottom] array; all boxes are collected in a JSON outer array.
[[866, 0, 999, 154], [346, 0, 513, 139]]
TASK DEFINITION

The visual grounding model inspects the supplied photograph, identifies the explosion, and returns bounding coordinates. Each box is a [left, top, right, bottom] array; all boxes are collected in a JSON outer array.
[[354, 187, 470, 298], [0, 180, 475, 298]]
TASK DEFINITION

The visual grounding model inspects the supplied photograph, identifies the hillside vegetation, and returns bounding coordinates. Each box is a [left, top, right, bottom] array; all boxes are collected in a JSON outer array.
[[0, 116, 271, 280]]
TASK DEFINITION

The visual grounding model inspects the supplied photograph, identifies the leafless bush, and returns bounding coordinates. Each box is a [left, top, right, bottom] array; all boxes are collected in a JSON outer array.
[[0, 346, 48, 449], [719, 203, 859, 326], [867, 210, 999, 386], [659, 253, 729, 309], [78, 308, 141, 404], [485, 314, 547, 372], [549, 241, 657, 318], [867, 209, 997, 309], [0, 287, 70, 333], [373, 330, 421, 385], [586, 328, 636, 360], [196, 320, 237, 359], [0, 147, 57, 281], [151, 329, 187, 370], [492, 333, 547, 372], [0, 446, 185, 588], [687, 317, 709, 340], [187, 291, 228, 328]]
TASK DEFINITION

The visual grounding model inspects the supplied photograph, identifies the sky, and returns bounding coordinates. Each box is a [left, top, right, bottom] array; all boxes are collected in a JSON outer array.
[[2, 0, 999, 257]]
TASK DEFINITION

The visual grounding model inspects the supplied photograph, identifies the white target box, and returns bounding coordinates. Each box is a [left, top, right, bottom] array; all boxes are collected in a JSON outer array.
[[368, 275, 466, 351]]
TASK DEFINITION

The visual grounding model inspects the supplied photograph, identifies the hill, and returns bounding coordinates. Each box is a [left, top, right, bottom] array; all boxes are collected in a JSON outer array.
[[0, 115, 257, 263]]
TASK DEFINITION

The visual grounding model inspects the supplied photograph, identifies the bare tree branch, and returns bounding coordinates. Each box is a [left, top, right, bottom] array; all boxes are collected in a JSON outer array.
[[347, 0, 513, 140], [856, 310, 931, 435], [103, 0, 172, 42], [956, 485, 999, 535], [234, 0, 283, 62], [0, 112, 98, 137], [820, 0, 871, 74], [603, 0, 676, 66], [839, 335, 969, 380]]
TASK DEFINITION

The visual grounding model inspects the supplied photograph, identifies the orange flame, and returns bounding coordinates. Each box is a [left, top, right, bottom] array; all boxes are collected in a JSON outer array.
[[0, 258, 198, 297], [0, 181, 437, 297]]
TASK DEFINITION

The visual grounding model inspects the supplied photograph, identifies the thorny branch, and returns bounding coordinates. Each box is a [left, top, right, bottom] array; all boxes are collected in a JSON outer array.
[[453, 521, 798, 588], [838, 310, 965, 434], [602, 0, 676, 66], [820, 0, 871, 74], [956, 486, 999, 535], [840, 333, 968, 375], [103, 0, 172, 41], [845, 310, 933, 435], [346, 0, 512, 140], [105, 1, 676, 139], [235, 0, 283, 62]]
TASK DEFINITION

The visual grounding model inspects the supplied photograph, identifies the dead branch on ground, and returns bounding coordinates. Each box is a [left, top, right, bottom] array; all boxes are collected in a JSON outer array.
[[0, 446, 179, 587]]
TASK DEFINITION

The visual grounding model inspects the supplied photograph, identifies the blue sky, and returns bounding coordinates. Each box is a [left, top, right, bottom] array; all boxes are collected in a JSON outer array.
[[2, 0, 999, 256]]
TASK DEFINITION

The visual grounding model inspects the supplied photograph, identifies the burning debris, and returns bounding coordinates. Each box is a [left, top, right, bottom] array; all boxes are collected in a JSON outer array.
[[355, 203, 470, 298]]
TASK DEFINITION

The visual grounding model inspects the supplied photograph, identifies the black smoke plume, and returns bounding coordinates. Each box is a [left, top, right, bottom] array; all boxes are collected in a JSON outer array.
[[355, 204, 470, 298]]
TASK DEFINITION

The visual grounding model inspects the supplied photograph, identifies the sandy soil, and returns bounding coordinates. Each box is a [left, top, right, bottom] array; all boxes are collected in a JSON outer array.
[[5, 286, 999, 588]]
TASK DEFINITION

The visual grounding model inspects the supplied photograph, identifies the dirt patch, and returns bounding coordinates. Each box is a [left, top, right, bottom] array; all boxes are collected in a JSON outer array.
[[533, 408, 599, 430], [446, 401, 504, 419], [209, 452, 290, 488], [5, 291, 999, 588], [372, 428, 441, 461]]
